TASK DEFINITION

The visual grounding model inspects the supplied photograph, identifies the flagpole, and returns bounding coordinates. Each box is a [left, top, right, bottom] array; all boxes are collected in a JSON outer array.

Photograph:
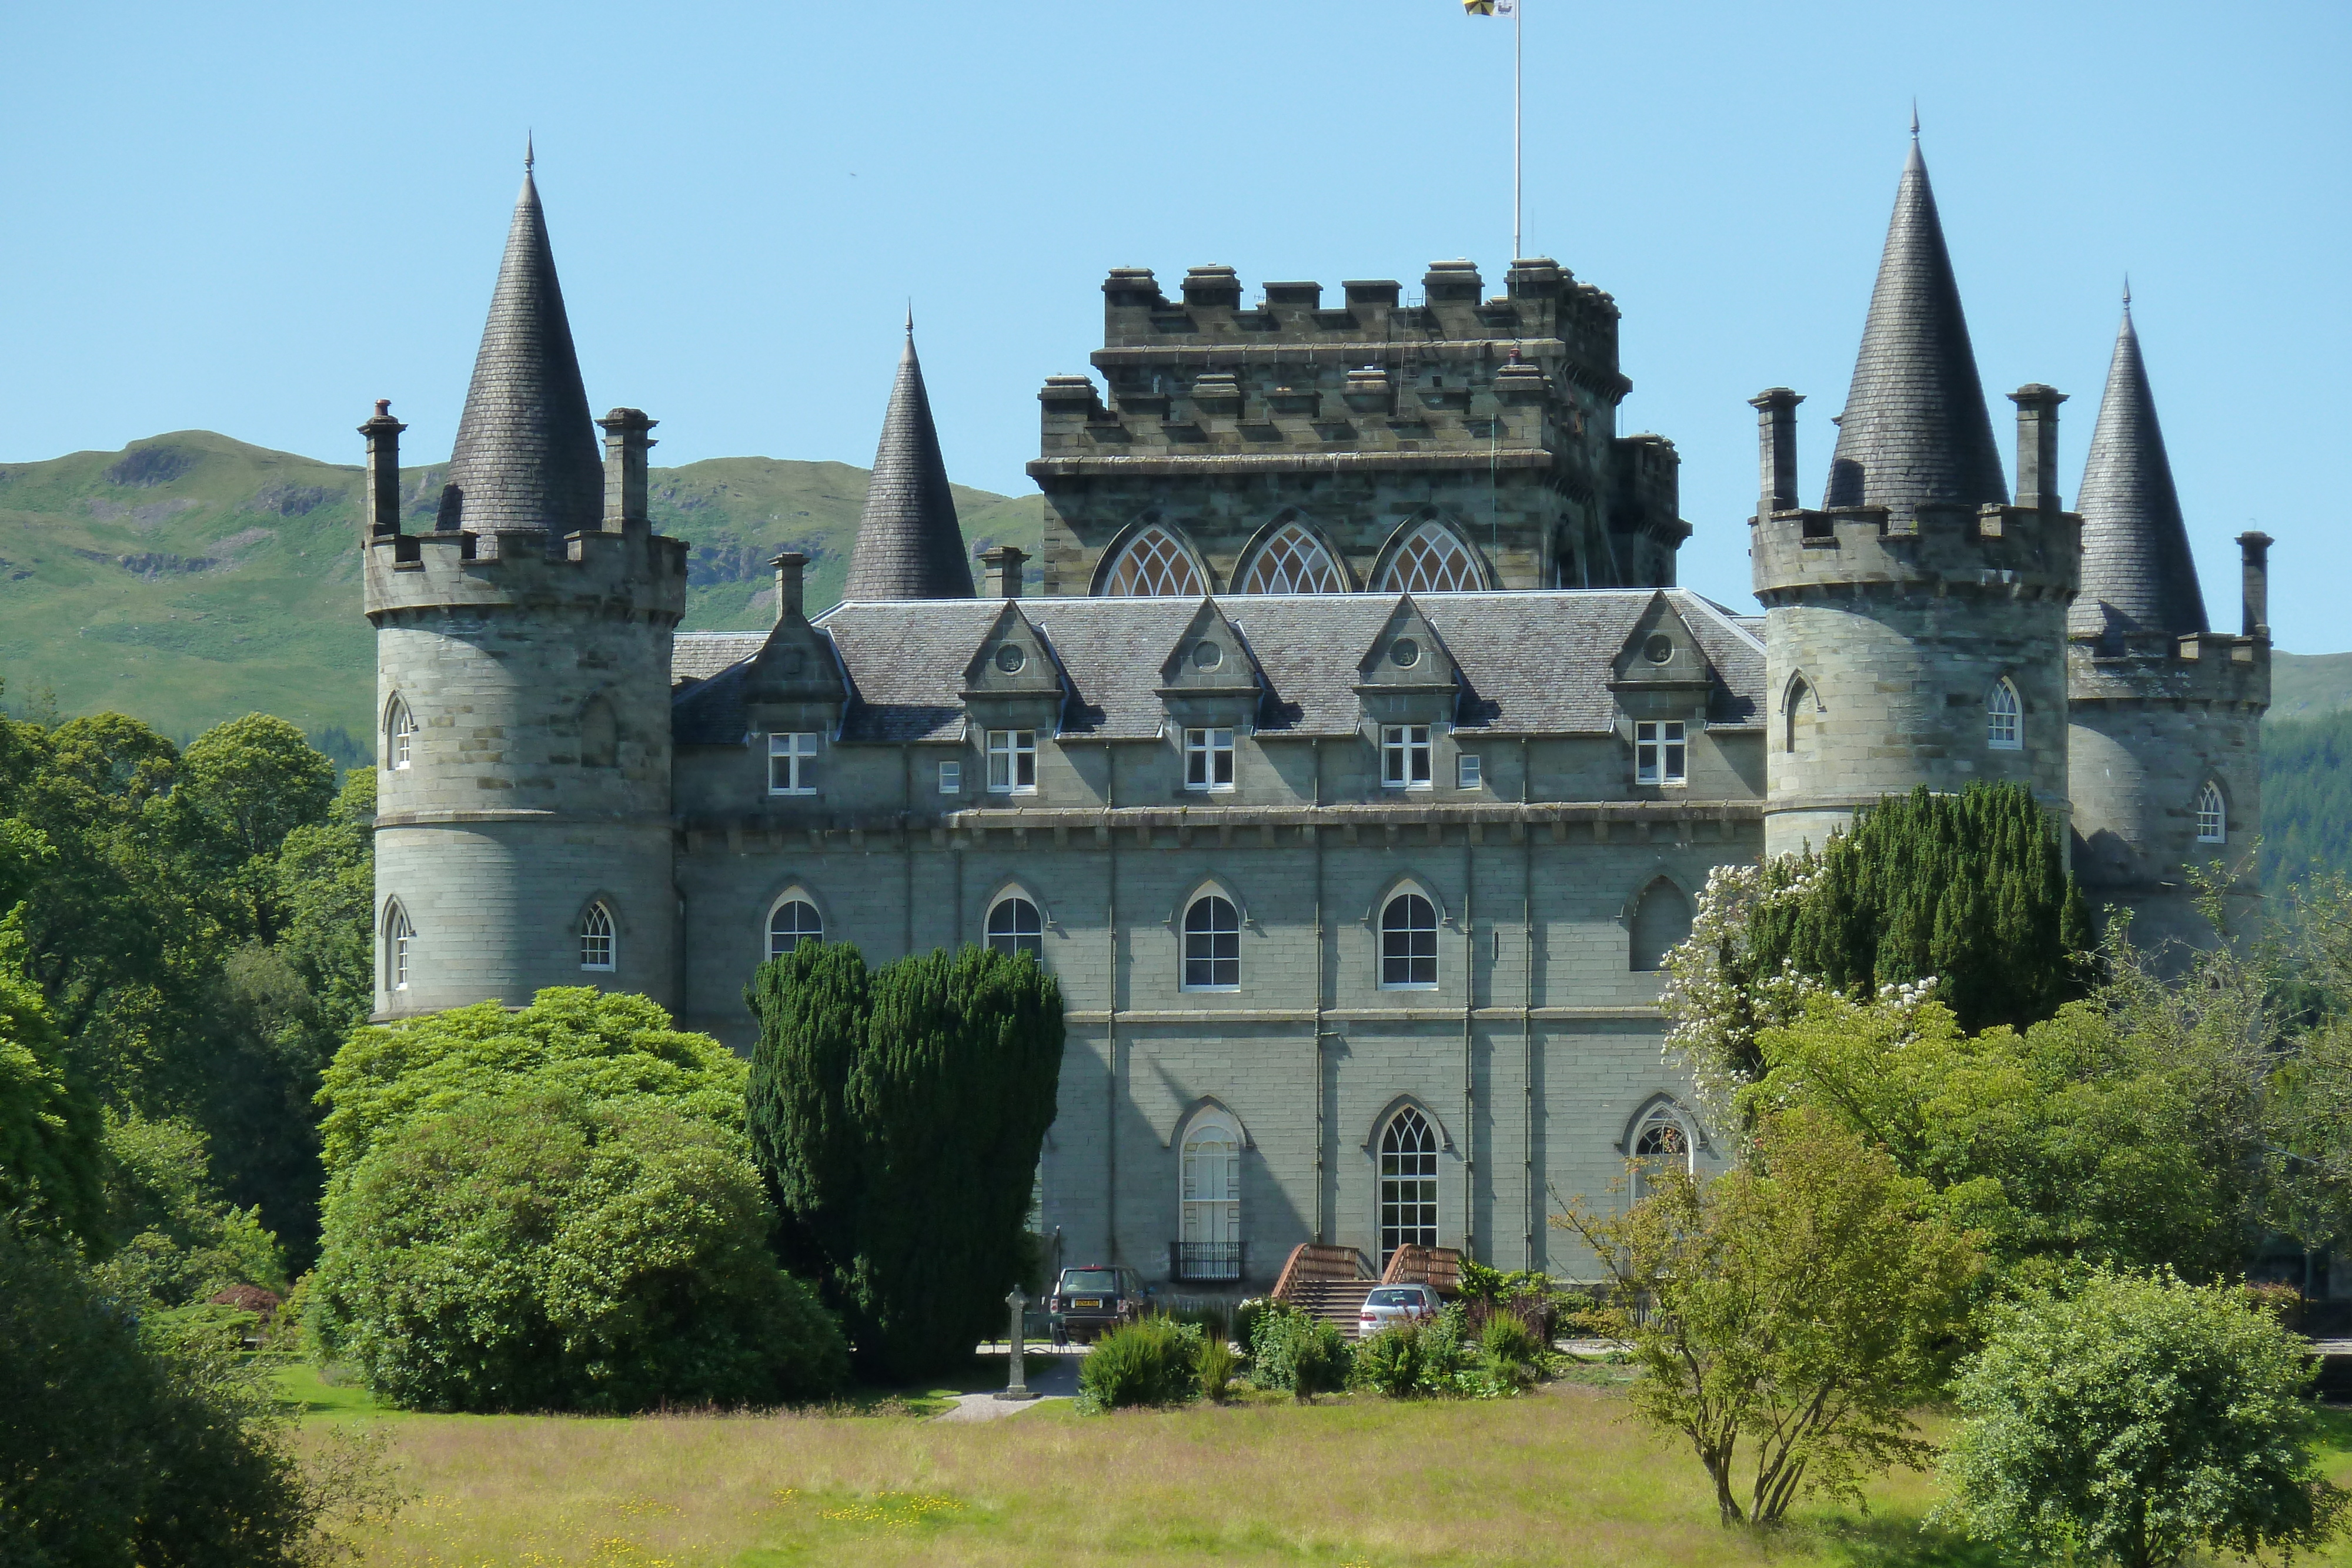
[[1512, 0, 1522, 260]]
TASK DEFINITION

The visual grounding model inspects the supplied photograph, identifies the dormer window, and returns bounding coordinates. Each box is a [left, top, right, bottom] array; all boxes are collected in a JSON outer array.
[[987, 730, 1037, 794], [1184, 728, 1235, 792], [1636, 721, 1686, 786], [768, 733, 818, 795], [1381, 725, 1433, 790]]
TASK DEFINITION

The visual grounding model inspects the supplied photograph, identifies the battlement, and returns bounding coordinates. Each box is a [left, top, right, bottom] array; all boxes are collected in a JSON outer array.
[[2066, 630, 2270, 710], [1750, 502, 2080, 604], [363, 520, 690, 623]]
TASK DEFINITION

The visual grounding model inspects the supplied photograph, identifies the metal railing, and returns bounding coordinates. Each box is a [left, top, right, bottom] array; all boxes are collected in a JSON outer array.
[[1170, 1242, 1245, 1283]]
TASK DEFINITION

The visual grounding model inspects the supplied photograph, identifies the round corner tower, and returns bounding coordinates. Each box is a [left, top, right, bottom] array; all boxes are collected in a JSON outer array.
[[362, 168, 687, 1019], [2063, 298, 2269, 949], [1752, 139, 2078, 858]]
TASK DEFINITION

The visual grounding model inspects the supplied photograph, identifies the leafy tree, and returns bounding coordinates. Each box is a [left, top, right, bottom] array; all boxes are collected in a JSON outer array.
[[1556, 1106, 1983, 1527], [89, 1111, 288, 1311], [1939, 1270, 2348, 1567], [0, 1228, 355, 1568], [1749, 992, 2256, 1283], [176, 714, 337, 947], [746, 941, 1065, 1380], [309, 1089, 846, 1412], [2263, 710, 2352, 896], [0, 967, 106, 1249]]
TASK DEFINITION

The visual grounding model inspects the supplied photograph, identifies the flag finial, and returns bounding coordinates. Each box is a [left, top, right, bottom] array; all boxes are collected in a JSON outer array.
[[1909, 100, 1919, 140]]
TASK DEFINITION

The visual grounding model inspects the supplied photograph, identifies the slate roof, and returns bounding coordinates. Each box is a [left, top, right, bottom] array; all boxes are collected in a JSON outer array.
[[671, 591, 1763, 746], [841, 331, 977, 600], [2070, 303, 2208, 641], [442, 169, 604, 535], [672, 631, 767, 687], [1822, 141, 2009, 523]]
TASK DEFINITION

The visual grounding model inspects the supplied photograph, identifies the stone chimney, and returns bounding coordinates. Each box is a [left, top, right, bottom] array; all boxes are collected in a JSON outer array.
[[359, 400, 406, 540], [1748, 389, 1803, 517], [771, 551, 807, 626], [978, 544, 1025, 600], [2238, 531, 2272, 638], [2009, 385, 2067, 514], [595, 408, 657, 532]]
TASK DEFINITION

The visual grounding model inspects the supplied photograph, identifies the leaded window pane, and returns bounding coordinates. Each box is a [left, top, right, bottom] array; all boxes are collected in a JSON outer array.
[[987, 896, 1043, 958], [1377, 521, 1482, 593], [1236, 522, 1346, 594], [1182, 895, 1240, 989], [1102, 527, 1205, 596], [1381, 894, 1439, 988], [769, 898, 823, 958]]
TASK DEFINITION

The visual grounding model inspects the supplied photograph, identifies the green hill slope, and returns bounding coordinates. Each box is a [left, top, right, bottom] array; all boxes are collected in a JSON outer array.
[[0, 431, 1041, 750], [2270, 651, 2352, 724]]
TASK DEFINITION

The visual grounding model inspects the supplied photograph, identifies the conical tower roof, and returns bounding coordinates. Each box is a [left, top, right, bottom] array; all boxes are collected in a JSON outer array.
[[843, 326, 974, 600], [1822, 139, 2008, 521], [2070, 300, 2207, 640], [442, 165, 603, 534]]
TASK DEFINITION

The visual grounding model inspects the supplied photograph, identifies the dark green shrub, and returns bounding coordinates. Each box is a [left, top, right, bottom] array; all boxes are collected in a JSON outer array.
[[311, 1090, 847, 1412], [1250, 1309, 1351, 1402], [1414, 1304, 1474, 1396], [1351, 1323, 1424, 1398], [747, 942, 1064, 1380], [1475, 1311, 1543, 1396], [1197, 1333, 1239, 1403], [1077, 1316, 1202, 1410]]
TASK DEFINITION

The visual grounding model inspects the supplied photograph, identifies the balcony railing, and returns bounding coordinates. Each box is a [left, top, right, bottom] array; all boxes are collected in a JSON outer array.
[[1170, 1241, 1244, 1283]]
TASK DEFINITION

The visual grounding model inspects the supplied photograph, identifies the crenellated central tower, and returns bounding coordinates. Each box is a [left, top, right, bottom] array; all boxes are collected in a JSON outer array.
[[1751, 136, 2080, 857], [364, 161, 689, 1018]]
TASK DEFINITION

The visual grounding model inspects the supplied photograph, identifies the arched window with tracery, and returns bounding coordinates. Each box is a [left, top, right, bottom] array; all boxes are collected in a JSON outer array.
[[1380, 892, 1438, 989], [1178, 1108, 1242, 1280], [1631, 1101, 1695, 1200], [769, 897, 823, 959], [1376, 520, 1484, 593], [1986, 678, 2023, 751], [2196, 782, 2227, 845], [1182, 894, 1240, 991], [386, 697, 415, 771], [382, 900, 413, 992], [1378, 1106, 1439, 1264], [987, 893, 1043, 959], [1235, 521, 1347, 594], [579, 902, 616, 972], [1629, 880, 1693, 972], [1100, 525, 1206, 596]]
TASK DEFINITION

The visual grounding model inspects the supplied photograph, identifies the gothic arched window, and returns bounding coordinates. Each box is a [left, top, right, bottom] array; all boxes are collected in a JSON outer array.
[[769, 897, 823, 959], [1986, 678, 2023, 751], [386, 697, 415, 771], [1631, 1101, 1695, 1200], [382, 900, 413, 992], [987, 893, 1043, 959], [2196, 783, 2227, 845], [1100, 525, 1206, 597], [1784, 677, 1815, 756], [1379, 892, 1439, 989], [1182, 894, 1241, 991], [1377, 520, 1484, 593], [579, 902, 616, 972], [1629, 880, 1693, 972], [1235, 521, 1347, 594], [1178, 1108, 1242, 1279], [1378, 1106, 1439, 1263]]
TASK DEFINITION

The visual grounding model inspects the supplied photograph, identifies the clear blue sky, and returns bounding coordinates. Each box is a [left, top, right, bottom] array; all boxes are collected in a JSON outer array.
[[4, 2, 2344, 650]]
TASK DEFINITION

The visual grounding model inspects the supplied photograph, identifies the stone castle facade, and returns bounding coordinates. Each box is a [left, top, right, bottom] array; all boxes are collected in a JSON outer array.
[[363, 136, 2268, 1290]]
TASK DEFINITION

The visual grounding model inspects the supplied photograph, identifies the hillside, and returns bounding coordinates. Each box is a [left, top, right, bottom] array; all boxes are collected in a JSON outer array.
[[0, 431, 1043, 751], [2271, 651, 2352, 724]]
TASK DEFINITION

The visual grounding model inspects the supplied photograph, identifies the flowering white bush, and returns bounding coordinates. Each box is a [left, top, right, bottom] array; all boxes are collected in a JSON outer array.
[[1658, 860, 1824, 1129]]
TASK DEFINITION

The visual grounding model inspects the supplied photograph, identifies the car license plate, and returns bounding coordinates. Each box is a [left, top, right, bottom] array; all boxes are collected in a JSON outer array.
[[1074, 1298, 1102, 1310]]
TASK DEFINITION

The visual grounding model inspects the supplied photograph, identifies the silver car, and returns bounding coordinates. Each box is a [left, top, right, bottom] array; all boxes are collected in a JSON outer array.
[[1357, 1283, 1442, 1336]]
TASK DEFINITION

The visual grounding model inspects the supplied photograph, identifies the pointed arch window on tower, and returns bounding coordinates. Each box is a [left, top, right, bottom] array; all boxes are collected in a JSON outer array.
[[386, 698, 415, 771], [1236, 522, 1347, 594], [579, 902, 616, 972], [1182, 894, 1241, 991], [1380, 893, 1439, 989], [383, 900, 413, 992], [1986, 679, 2023, 750], [1378, 1106, 1440, 1264], [769, 897, 823, 959], [2196, 783, 2227, 844], [1377, 521, 1483, 593], [986, 893, 1043, 959], [1629, 880, 1693, 971], [1101, 526, 1205, 597]]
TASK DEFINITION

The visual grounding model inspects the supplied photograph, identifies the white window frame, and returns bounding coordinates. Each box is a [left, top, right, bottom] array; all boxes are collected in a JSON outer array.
[[388, 700, 414, 771], [938, 758, 962, 795], [1379, 891, 1440, 990], [986, 892, 1044, 959], [579, 902, 616, 972], [1635, 720, 1687, 786], [1631, 1102, 1697, 1201], [1381, 724, 1433, 790], [1184, 727, 1235, 792], [1456, 751, 1482, 790], [767, 732, 819, 795], [1178, 1108, 1243, 1255], [385, 901, 413, 992], [1181, 894, 1241, 992], [1987, 680, 2023, 751], [767, 895, 824, 959], [2196, 783, 2227, 844], [987, 730, 1038, 795], [1378, 1106, 1441, 1265]]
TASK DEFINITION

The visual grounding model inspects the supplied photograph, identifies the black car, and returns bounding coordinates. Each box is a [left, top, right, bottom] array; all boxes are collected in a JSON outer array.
[[1048, 1265, 1145, 1345]]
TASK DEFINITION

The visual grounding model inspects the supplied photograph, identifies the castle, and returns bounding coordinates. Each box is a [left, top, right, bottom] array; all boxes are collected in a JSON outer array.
[[362, 134, 2268, 1289]]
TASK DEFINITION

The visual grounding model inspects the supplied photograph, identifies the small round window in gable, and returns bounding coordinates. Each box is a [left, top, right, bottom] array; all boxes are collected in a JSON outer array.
[[994, 643, 1026, 674], [1192, 640, 1222, 671], [1390, 638, 1420, 668], [1644, 633, 1673, 664]]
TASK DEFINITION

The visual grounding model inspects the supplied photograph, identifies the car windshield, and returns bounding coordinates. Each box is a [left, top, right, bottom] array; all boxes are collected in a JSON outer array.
[[1061, 1270, 1120, 1293], [1366, 1289, 1421, 1306]]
